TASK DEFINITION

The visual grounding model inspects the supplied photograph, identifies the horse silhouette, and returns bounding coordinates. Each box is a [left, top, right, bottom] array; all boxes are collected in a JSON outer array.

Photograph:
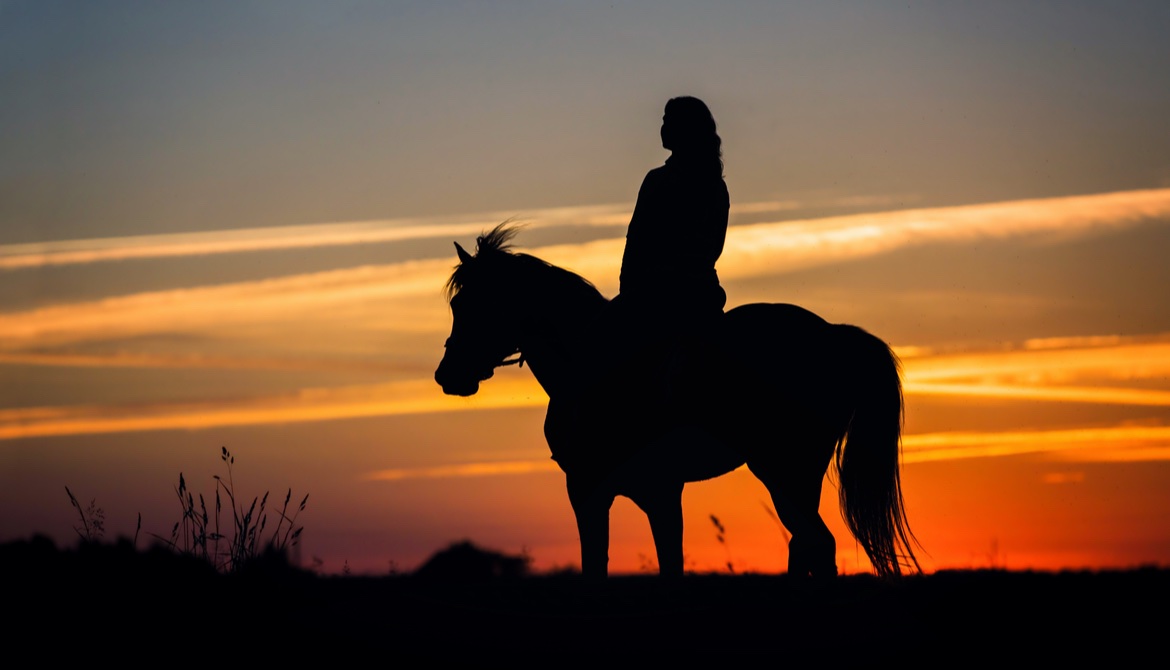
[[434, 224, 919, 578]]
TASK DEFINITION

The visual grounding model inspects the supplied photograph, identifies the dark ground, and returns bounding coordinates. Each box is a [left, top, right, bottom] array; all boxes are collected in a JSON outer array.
[[4, 535, 1165, 661]]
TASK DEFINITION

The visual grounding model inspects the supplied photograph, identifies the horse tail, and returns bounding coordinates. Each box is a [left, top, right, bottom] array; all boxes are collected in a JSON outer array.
[[832, 325, 920, 577]]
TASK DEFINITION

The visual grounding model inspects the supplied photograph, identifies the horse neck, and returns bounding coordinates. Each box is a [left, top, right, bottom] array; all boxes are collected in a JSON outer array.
[[515, 279, 604, 399]]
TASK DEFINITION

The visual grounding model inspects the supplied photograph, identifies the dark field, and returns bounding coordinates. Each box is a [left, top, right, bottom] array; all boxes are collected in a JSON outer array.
[[5, 536, 1164, 661]]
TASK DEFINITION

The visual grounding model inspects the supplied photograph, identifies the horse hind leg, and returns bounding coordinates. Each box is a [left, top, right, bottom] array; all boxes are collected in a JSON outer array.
[[786, 522, 836, 578], [749, 438, 838, 578], [771, 479, 837, 578]]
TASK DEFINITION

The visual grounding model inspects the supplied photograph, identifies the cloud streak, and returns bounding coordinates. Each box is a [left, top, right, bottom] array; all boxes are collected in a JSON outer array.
[[901, 425, 1170, 463], [0, 350, 426, 373], [0, 376, 543, 440], [364, 460, 561, 481], [0, 195, 921, 271], [0, 258, 455, 351], [3, 188, 1164, 277], [0, 205, 624, 271], [905, 383, 1170, 406], [2, 333, 1169, 442], [3, 188, 1168, 356], [356, 424, 1170, 482], [901, 335, 1170, 405], [717, 188, 1170, 278]]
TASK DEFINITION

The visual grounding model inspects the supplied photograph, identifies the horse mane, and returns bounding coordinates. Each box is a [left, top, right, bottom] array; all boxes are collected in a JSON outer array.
[[444, 223, 605, 309]]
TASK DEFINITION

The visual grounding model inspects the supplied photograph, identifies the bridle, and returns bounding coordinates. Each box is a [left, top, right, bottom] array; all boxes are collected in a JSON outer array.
[[443, 336, 524, 372]]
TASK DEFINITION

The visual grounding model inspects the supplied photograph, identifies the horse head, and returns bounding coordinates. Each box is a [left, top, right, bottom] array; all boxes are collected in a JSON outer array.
[[434, 232, 524, 397]]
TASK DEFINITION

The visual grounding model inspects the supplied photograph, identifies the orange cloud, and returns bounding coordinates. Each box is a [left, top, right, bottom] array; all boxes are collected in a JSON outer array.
[[905, 383, 1170, 406], [902, 425, 1170, 462], [903, 338, 1170, 384], [356, 424, 1170, 481], [3, 367, 1169, 470], [0, 376, 545, 440], [364, 460, 560, 481], [0, 258, 454, 351], [718, 188, 1170, 278], [1042, 472, 1086, 484], [0, 350, 424, 373], [901, 335, 1170, 407]]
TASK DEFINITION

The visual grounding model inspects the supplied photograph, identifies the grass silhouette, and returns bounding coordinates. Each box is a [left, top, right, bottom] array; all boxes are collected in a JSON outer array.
[[65, 486, 106, 543], [709, 513, 736, 574], [65, 447, 308, 574], [146, 446, 308, 573]]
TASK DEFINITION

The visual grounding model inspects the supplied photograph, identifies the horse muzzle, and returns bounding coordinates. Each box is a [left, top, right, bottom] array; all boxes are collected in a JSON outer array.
[[434, 356, 492, 397]]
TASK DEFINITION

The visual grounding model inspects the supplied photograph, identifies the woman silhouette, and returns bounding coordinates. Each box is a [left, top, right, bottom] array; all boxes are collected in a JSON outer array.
[[617, 96, 729, 332]]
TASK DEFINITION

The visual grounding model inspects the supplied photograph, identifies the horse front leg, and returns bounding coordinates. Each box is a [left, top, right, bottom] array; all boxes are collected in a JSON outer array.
[[567, 474, 615, 579], [629, 481, 685, 577]]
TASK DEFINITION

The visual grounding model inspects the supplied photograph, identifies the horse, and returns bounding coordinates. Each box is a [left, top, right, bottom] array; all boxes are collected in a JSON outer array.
[[434, 224, 919, 578]]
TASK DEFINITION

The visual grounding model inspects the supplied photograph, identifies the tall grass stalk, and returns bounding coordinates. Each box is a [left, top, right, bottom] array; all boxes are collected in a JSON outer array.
[[710, 514, 735, 574], [151, 446, 308, 573], [65, 486, 105, 543]]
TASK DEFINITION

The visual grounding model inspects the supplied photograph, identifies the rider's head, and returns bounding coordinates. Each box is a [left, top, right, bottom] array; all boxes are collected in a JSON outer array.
[[661, 96, 723, 173]]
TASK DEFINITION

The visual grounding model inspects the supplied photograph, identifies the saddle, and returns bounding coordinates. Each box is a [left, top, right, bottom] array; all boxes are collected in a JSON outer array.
[[546, 305, 727, 490], [588, 299, 725, 430]]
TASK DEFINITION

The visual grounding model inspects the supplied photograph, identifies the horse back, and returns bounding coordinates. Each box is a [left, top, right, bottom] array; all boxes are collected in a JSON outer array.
[[676, 303, 853, 435]]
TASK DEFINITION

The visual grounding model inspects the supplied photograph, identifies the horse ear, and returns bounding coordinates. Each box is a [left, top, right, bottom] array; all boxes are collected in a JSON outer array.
[[454, 242, 472, 264]]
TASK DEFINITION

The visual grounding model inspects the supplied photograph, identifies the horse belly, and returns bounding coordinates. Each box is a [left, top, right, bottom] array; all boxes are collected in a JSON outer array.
[[614, 426, 745, 487]]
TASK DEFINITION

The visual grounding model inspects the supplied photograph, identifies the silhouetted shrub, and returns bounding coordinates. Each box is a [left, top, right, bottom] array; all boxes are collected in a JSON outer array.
[[413, 540, 531, 581]]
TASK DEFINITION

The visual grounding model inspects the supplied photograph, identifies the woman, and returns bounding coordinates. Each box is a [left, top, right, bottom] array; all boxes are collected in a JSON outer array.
[[617, 96, 729, 332], [586, 96, 729, 450]]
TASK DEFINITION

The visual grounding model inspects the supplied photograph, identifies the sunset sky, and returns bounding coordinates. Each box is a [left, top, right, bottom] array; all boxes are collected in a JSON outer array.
[[3, 1, 1169, 575]]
